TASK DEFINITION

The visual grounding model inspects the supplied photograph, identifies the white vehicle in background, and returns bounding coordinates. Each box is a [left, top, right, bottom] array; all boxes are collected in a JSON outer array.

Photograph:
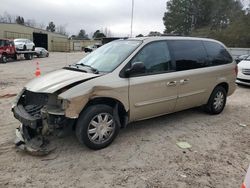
[[14, 38, 35, 51], [241, 165, 250, 188], [236, 56, 250, 86], [35, 47, 49, 58]]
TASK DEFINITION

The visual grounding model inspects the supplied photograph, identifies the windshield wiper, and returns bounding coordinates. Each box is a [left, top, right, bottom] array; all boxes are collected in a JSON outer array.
[[77, 63, 99, 74], [66, 64, 87, 72]]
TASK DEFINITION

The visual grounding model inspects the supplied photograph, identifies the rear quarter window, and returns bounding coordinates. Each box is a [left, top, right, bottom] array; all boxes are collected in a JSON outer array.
[[203, 41, 232, 65]]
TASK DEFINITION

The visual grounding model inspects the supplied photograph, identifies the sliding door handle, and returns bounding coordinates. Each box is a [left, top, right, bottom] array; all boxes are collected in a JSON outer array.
[[180, 79, 189, 85], [166, 81, 177, 86]]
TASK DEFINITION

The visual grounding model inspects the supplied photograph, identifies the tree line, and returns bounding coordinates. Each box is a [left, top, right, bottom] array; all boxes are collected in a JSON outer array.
[[0, 12, 68, 35], [163, 0, 250, 47], [0, 12, 111, 39]]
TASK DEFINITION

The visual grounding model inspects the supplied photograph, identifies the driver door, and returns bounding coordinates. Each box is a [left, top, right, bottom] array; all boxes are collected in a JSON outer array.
[[128, 41, 178, 121]]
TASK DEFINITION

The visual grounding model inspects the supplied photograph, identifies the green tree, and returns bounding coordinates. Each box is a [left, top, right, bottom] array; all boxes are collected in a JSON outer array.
[[163, 0, 243, 35], [78, 29, 89, 39], [46, 21, 56, 32], [163, 0, 193, 35], [16, 16, 24, 25], [209, 0, 243, 30], [93, 30, 106, 39], [136, 34, 144, 37], [148, 31, 161, 36]]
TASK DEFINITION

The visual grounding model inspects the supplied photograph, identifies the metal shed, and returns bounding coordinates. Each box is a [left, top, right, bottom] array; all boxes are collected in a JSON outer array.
[[0, 23, 69, 52]]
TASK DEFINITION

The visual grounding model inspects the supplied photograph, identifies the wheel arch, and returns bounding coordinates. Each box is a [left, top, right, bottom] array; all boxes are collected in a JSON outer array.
[[78, 97, 128, 129], [205, 82, 229, 105], [204, 82, 228, 114], [215, 82, 229, 94]]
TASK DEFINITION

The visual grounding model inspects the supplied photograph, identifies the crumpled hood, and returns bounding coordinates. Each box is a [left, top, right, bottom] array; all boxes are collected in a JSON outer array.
[[25, 69, 99, 93]]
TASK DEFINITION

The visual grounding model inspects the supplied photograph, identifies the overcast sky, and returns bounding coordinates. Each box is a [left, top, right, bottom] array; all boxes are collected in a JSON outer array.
[[0, 0, 167, 37]]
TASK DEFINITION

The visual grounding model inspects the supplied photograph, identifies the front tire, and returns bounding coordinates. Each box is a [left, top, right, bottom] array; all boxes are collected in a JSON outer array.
[[76, 104, 119, 150], [205, 86, 227, 114]]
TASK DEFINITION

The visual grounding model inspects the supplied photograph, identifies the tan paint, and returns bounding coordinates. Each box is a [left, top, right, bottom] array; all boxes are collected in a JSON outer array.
[[64, 84, 129, 118], [52, 37, 236, 121], [65, 94, 90, 118]]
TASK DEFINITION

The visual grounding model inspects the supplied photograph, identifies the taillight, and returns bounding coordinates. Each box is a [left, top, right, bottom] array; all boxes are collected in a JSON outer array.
[[235, 65, 238, 75], [241, 183, 246, 188]]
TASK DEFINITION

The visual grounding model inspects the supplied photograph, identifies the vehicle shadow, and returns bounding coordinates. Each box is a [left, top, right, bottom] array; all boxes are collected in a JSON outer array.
[[52, 107, 209, 153], [121, 107, 207, 134], [0, 57, 40, 64]]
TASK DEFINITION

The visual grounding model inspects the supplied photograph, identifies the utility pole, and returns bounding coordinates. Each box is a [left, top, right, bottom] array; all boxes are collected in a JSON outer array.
[[130, 0, 134, 37]]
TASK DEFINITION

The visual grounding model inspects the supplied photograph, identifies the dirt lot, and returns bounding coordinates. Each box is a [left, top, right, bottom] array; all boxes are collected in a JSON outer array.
[[0, 52, 249, 188]]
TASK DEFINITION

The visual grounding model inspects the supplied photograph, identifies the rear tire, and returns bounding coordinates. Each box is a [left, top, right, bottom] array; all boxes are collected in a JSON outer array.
[[1, 54, 7, 63], [205, 86, 227, 114], [24, 53, 33, 60], [76, 104, 120, 150]]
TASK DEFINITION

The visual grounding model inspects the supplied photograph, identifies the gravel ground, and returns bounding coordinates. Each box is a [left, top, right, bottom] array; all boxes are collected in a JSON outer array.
[[0, 52, 249, 188]]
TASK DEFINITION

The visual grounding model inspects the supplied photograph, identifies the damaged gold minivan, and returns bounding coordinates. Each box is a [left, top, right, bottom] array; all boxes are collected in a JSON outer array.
[[12, 37, 236, 154]]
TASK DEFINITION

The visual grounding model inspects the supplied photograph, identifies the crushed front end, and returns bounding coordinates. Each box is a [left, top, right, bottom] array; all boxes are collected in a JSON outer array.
[[12, 89, 74, 155]]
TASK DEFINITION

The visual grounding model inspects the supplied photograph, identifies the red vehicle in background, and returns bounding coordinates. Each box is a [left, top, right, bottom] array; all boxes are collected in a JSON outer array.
[[242, 165, 250, 188], [0, 38, 35, 63]]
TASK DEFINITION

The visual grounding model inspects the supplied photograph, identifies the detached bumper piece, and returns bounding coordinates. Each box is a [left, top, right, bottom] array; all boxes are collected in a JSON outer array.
[[15, 124, 56, 156]]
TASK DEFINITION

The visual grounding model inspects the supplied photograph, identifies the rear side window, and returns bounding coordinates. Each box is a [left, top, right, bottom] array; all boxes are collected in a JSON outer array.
[[168, 40, 209, 71], [203, 41, 232, 65], [131, 41, 172, 74]]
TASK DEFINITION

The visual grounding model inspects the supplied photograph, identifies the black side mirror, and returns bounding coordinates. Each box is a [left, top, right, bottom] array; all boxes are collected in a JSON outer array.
[[125, 62, 146, 77]]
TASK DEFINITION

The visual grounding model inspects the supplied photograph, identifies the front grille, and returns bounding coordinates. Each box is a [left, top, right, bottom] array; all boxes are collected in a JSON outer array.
[[237, 78, 250, 83], [24, 104, 43, 118], [242, 69, 250, 75]]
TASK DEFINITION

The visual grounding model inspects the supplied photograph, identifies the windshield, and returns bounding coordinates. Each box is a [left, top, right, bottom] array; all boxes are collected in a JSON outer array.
[[14, 39, 26, 42], [75, 40, 142, 72], [246, 56, 250, 61]]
